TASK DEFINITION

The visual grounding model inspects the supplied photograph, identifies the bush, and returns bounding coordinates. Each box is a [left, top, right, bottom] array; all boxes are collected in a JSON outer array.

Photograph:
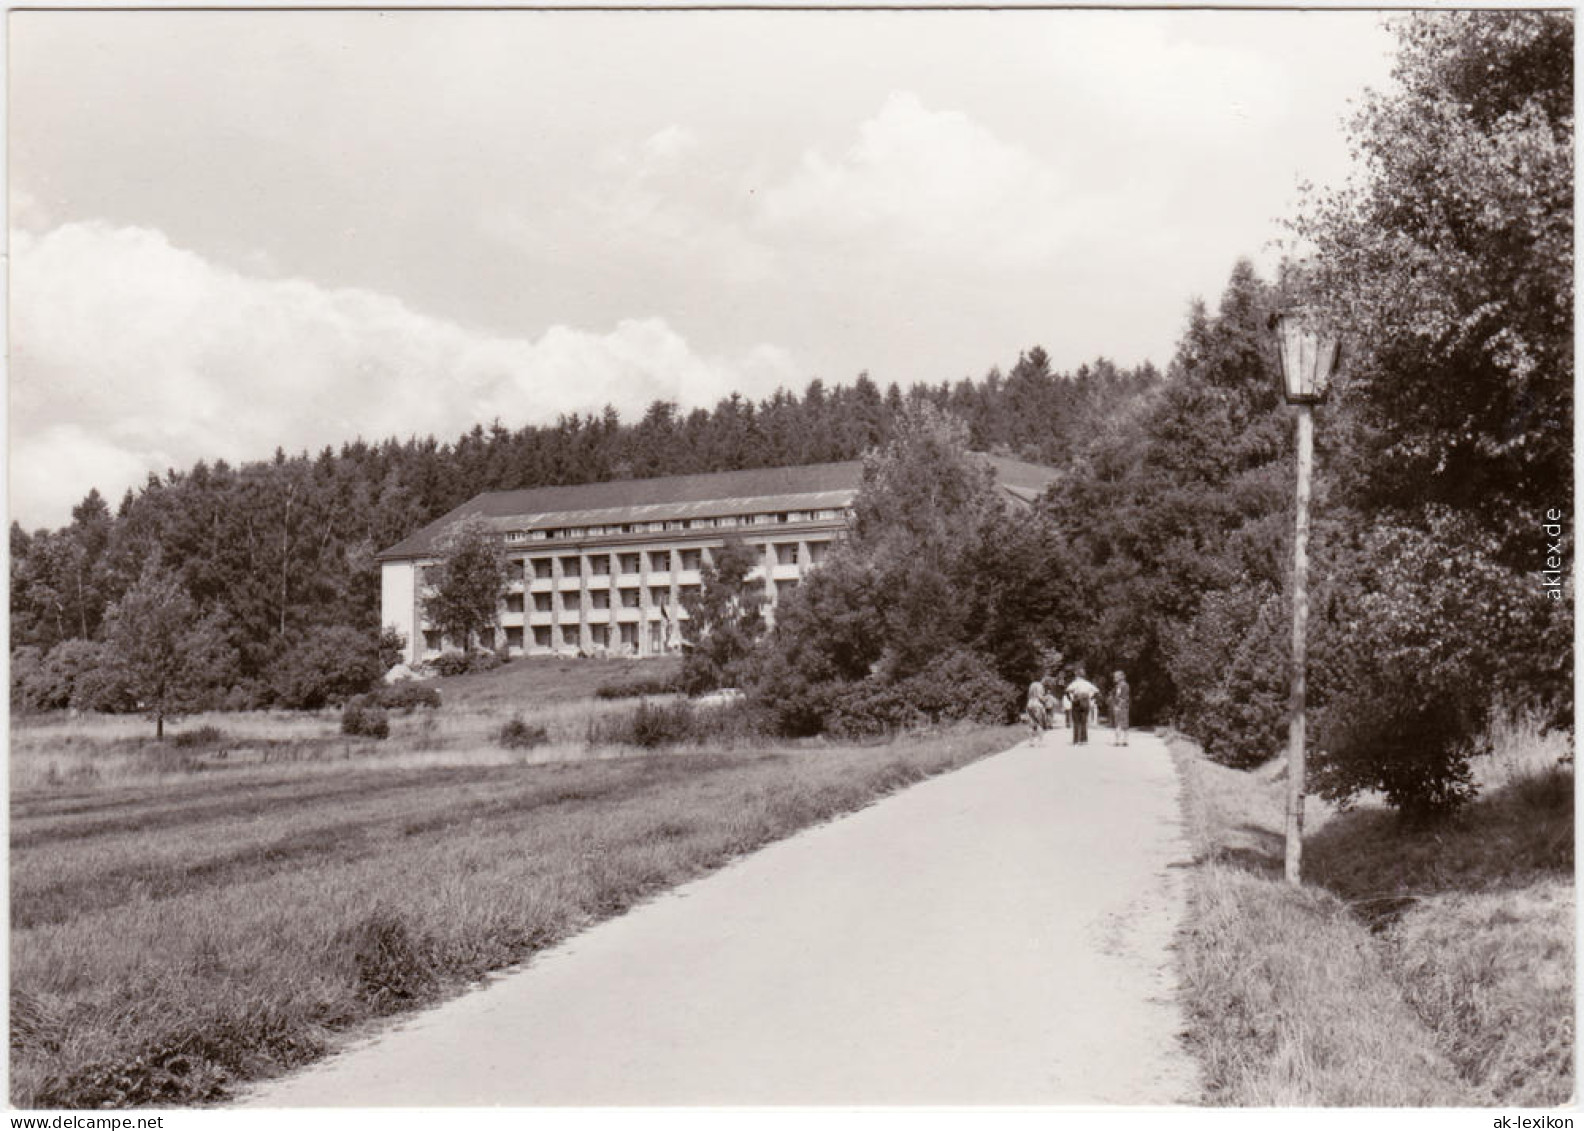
[[378, 684, 442, 713], [431, 651, 472, 678], [1308, 513, 1536, 819], [15, 639, 131, 714], [769, 649, 1016, 740], [170, 725, 225, 749], [498, 715, 549, 750], [1168, 583, 1291, 770], [586, 698, 760, 749], [340, 697, 390, 739], [431, 650, 501, 678], [269, 625, 383, 710]]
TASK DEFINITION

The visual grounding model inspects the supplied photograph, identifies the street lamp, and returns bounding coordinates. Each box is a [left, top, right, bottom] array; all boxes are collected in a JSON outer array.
[[1273, 307, 1339, 885]]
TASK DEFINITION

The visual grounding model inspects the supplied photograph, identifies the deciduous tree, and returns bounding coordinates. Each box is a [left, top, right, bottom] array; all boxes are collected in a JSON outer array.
[[421, 515, 508, 653]]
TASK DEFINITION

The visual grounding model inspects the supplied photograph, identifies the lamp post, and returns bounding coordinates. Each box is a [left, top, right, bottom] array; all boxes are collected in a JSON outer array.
[[1273, 308, 1339, 885]]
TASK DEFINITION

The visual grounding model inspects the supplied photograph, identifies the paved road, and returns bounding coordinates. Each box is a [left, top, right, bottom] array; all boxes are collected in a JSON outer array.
[[242, 726, 1199, 1107]]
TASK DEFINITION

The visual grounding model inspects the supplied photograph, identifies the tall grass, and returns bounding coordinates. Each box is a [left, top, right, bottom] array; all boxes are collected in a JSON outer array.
[[1171, 717, 1573, 1106], [10, 722, 1017, 1108]]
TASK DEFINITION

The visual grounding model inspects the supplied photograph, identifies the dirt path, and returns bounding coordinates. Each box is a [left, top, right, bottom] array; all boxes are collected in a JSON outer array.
[[242, 726, 1200, 1106]]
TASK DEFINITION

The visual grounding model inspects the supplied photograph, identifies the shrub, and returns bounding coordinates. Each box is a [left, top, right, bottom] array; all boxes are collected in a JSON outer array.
[[378, 684, 442, 713], [170, 725, 225, 749], [586, 698, 761, 749], [427, 648, 506, 678], [498, 715, 550, 750], [786, 650, 1016, 740], [1308, 512, 1541, 819], [1168, 583, 1291, 770], [269, 625, 383, 710], [10, 646, 44, 713], [16, 639, 130, 713], [340, 697, 390, 739]]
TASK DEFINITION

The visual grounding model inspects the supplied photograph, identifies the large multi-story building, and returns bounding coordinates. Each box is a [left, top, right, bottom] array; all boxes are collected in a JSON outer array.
[[377, 456, 1060, 664]]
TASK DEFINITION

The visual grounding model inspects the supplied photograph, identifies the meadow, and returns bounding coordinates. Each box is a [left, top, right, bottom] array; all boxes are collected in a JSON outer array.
[[1172, 714, 1574, 1106], [9, 656, 1017, 1108]]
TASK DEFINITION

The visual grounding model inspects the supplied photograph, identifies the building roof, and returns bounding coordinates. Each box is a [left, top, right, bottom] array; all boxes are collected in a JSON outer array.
[[377, 455, 1060, 561]]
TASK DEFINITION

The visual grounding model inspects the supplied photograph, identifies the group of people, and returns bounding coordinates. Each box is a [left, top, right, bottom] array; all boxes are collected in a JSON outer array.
[[1024, 666, 1130, 746]]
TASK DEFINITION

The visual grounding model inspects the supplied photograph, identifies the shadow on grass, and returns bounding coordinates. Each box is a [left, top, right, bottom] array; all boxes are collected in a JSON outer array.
[[1305, 766, 1574, 927]]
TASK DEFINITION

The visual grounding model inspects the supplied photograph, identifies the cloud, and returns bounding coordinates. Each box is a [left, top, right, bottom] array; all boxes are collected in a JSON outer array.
[[1042, 16, 1291, 142], [758, 91, 1085, 268], [9, 221, 801, 528]]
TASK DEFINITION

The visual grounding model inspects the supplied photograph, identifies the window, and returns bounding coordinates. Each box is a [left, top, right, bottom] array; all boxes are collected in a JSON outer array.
[[532, 558, 553, 579], [561, 625, 579, 647], [718, 515, 740, 528], [679, 584, 701, 606], [591, 590, 610, 609], [649, 550, 672, 572], [620, 553, 641, 574], [505, 626, 524, 648], [505, 593, 525, 613], [620, 588, 641, 608], [529, 530, 548, 541], [534, 593, 553, 613], [591, 625, 609, 649], [808, 541, 831, 565], [815, 509, 838, 521], [533, 626, 551, 647], [506, 531, 527, 544], [620, 623, 638, 648], [508, 559, 526, 581], [559, 556, 581, 577], [423, 630, 441, 652], [680, 549, 703, 571], [590, 555, 610, 575], [650, 587, 670, 607], [776, 543, 799, 565]]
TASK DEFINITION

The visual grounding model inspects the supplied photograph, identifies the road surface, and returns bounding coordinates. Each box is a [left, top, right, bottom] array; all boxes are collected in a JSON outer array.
[[242, 725, 1199, 1107]]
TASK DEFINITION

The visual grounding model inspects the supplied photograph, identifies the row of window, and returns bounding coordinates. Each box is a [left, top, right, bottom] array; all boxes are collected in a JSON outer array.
[[505, 585, 700, 614], [425, 579, 804, 656], [429, 622, 670, 653], [501, 508, 844, 544], [488, 540, 829, 582]]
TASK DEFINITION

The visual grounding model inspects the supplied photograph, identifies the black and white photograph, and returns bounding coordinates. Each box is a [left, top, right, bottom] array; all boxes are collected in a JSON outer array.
[[6, 2, 1574, 1119]]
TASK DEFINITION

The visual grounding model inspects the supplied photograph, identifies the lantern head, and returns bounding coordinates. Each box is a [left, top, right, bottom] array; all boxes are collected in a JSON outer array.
[[1273, 307, 1340, 405]]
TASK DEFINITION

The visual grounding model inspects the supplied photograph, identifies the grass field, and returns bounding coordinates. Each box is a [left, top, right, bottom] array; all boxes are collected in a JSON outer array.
[[9, 656, 686, 794], [9, 667, 1015, 1109], [1172, 720, 1574, 1106]]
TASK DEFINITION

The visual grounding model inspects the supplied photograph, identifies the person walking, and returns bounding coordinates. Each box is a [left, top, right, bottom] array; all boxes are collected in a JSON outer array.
[[1065, 669, 1099, 745], [1110, 671, 1131, 746], [1025, 677, 1050, 742]]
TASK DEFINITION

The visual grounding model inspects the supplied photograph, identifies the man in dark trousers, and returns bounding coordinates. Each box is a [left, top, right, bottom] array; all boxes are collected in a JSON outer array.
[[1065, 668, 1100, 745]]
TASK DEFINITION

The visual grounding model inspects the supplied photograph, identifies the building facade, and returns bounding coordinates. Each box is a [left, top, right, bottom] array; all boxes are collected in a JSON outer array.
[[377, 457, 1059, 665]]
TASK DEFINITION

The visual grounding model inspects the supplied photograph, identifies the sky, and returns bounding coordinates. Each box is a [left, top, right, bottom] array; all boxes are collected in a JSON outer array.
[[8, 7, 1400, 530]]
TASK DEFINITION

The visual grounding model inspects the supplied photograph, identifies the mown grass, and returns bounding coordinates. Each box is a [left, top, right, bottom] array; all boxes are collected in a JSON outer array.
[[10, 721, 1017, 1108], [1171, 725, 1573, 1106]]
